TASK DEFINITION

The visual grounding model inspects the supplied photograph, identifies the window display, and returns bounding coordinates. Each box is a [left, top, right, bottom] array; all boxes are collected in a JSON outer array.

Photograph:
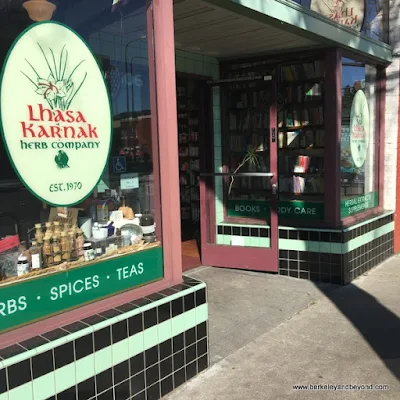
[[0, 0, 163, 330], [340, 58, 379, 217]]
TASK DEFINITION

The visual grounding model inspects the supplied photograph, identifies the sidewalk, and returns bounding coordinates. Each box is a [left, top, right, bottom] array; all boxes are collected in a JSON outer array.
[[166, 258, 400, 399]]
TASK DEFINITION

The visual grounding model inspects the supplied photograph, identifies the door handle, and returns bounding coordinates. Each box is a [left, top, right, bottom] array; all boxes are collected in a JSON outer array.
[[271, 183, 278, 195]]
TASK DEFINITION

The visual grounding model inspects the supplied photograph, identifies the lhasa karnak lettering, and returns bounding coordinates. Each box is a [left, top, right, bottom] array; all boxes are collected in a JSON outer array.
[[311, 0, 365, 31], [21, 104, 98, 139]]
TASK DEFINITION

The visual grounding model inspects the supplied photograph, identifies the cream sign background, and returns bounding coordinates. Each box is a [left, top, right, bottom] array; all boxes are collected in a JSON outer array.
[[0, 21, 112, 206], [311, 0, 365, 31]]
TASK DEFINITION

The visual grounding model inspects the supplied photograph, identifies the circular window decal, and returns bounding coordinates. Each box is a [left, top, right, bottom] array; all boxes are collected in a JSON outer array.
[[350, 89, 369, 168]]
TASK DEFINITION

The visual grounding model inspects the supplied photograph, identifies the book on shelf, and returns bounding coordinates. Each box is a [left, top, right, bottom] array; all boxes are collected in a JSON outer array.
[[278, 129, 324, 149], [279, 176, 324, 194], [284, 106, 323, 127], [281, 155, 324, 173], [280, 60, 324, 82]]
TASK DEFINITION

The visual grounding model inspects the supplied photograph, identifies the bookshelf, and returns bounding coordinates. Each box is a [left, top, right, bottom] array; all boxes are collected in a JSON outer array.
[[224, 80, 272, 201], [278, 60, 325, 201], [176, 77, 201, 229]]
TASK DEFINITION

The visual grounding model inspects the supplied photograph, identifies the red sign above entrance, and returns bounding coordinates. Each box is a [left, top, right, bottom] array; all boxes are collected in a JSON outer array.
[[310, 0, 365, 31]]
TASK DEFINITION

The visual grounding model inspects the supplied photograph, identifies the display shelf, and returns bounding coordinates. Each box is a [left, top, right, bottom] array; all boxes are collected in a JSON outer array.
[[277, 59, 325, 204]]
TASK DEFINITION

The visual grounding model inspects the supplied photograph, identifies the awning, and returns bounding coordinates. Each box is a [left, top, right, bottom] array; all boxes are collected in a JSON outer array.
[[173, 0, 392, 64]]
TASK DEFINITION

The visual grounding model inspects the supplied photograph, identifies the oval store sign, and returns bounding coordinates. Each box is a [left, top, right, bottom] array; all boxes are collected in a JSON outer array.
[[0, 21, 112, 206], [350, 90, 369, 168], [311, 0, 365, 31]]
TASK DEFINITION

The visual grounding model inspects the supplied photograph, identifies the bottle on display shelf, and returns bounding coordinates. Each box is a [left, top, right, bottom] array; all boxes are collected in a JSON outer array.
[[140, 210, 156, 243], [75, 229, 85, 257], [53, 221, 61, 237], [61, 232, 71, 261], [17, 255, 30, 277], [29, 240, 43, 270], [52, 236, 62, 264], [43, 236, 53, 266], [34, 223, 44, 245], [45, 222, 53, 238]]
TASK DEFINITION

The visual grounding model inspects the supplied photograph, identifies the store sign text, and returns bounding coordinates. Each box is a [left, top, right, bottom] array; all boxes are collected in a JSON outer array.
[[340, 191, 378, 217], [0, 247, 163, 332], [228, 200, 324, 220]]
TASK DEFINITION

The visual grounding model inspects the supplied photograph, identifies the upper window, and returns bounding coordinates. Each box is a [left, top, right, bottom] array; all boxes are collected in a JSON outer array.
[[289, 0, 389, 43], [0, 0, 163, 332], [340, 57, 379, 218]]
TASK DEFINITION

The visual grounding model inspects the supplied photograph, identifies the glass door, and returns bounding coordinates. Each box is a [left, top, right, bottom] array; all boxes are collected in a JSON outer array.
[[200, 76, 278, 272]]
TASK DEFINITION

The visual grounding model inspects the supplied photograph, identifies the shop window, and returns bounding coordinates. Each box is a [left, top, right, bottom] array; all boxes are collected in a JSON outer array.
[[340, 58, 379, 218], [0, 0, 162, 331], [290, 0, 389, 43]]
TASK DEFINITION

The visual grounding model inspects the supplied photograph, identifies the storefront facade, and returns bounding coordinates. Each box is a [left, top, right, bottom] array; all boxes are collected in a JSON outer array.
[[0, 0, 397, 399]]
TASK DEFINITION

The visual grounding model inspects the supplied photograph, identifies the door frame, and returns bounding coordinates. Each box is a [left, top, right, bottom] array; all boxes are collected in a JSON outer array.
[[199, 75, 278, 272]]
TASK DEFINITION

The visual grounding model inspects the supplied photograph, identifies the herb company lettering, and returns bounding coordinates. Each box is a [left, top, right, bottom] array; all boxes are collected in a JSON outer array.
[[0, 21, 111, 206], [20, 104, 100, 151]]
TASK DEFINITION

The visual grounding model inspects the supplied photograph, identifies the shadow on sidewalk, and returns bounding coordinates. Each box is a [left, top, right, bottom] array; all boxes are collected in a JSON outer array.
[[320, 283, 400, 381]]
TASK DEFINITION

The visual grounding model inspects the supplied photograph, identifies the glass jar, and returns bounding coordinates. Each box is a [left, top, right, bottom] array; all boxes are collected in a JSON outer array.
[[52, 236, 62, 264], [140, 211, 156, 243], [68, 231, 76, 260], [43, 236, 52, 266], [53, 221, 61, 237], [30, 240, 43, 270], [34, 223, 44, 244], [61, 232, 70, 261], [45, 222, 53, 238], [17, 255, 30, 276], [76, 229, 85, 257], [83, 242, 95, 261]]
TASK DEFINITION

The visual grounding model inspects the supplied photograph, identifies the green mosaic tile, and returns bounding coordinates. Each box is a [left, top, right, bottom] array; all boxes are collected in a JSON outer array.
[[259, 237, 271, 248], [184, 309, 197, 331], [223, 235, 231, 245], [33, 372, 56, 400], [8, 382, 33, 400], [158, 320, 172, 344], [112, 340, 128, 366], [55, 364, 75, 394], [307, 241, 320, 253], [213, 106, 221, 120], [196, 304, 208, 325], [214, 134, 222, 147], [129, 332, 144, 358], [249, 237, 260, 247], [175, 57, 185, 72], [320, 242, 330, 253], [203, 63, 212, 77], [171, 314, 185, 337], [212, 64, 219, 79], [194, 61, 204, 75], [0, 393, 7, 400], [216, 235, 224, 245], [94, 347, 112, 375], [185, 59, 195, 73], [143, 326, 159, 351], [214, 147, 222, 161], [76, 355, 95, 384]]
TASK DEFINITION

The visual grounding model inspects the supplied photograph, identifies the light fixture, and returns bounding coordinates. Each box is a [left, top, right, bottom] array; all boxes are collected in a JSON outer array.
[[23, 0, 56, 22]]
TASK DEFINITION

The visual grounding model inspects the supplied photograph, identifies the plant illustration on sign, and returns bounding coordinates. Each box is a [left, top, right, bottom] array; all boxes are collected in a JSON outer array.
[[21, 43, 87, 111], [21, 43, 87, 169]]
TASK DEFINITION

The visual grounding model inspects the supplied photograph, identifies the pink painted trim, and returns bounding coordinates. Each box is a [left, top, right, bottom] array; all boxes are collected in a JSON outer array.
[[378, 67, 386, 207], [152, 0, 182, 284], [324, 49, 341, 227], [341, 206, 384, 227], [147, 2, 161, 240], [0, 277, 171, 350], [202, 243, 277, 272]]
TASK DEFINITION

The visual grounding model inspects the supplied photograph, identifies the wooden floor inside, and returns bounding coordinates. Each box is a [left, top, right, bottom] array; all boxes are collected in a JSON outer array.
[[181, 239, 201, 271]]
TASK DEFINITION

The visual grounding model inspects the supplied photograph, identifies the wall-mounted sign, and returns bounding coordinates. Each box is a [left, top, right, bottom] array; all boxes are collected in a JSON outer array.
[[311, 0, 365, 31], [0, 247, 163, 333], [350, 90, 369, 168], [0, 21, 112, 207], [340, 191, 378, 217]]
